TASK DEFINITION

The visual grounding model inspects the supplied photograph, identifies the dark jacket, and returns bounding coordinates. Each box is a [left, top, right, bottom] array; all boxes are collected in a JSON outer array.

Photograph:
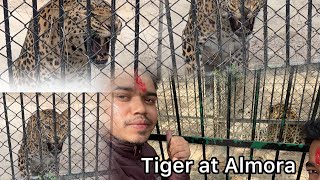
[[102, 135, 190, 180]]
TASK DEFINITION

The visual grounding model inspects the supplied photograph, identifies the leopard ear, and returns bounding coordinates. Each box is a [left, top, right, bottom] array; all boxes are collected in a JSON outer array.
[[61, 109, 69, 119]]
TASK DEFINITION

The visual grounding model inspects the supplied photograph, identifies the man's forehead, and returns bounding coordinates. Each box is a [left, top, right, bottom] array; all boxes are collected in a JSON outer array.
[[112, 71, 155, 91]]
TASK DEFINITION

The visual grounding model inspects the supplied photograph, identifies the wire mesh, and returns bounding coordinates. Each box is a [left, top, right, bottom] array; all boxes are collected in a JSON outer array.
[[0, 0, 320, 179]]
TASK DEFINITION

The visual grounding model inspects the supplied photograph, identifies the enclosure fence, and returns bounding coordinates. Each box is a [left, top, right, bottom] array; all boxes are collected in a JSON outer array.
[[0, 0, 320, 179]]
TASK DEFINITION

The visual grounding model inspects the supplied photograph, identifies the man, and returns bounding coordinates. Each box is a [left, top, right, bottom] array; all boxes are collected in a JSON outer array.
[[303, 119, 320, 180], [100, 67, 191, 179]]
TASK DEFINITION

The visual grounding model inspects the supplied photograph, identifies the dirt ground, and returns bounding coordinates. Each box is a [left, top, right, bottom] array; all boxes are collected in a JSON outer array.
[[0, 0, 319, 179]]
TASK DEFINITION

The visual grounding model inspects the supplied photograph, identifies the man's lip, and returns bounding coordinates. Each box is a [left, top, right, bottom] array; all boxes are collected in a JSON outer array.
[[128, 122, 150, 126], [127, 120, 151, 130], [128, 124, 150, 130]]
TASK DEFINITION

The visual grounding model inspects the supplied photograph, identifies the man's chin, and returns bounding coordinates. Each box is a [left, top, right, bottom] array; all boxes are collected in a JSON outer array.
[[126, 134, 150, 144]]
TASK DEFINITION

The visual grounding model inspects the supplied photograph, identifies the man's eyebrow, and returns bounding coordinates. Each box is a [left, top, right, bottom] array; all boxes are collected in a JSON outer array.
[[112, 86, 157, 97], [145, 92, 157, 97], [306, 161, 315, 167], [112, 86, 134, 91]]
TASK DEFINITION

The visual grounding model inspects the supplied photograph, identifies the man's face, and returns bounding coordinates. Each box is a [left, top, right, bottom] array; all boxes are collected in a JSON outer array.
[[104, 71, 158, 144], [307, 139, 320, 180]]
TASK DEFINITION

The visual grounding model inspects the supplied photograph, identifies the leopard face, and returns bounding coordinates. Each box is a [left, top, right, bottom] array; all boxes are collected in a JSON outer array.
[[226, 0, 263, 37], [265, 103, 303, 144], [181, 0, 263, 74], [266, 103, 298, 120], [63, 0, 122, 65], [12, 0, 122, 88], [39, 109, 69, 154]]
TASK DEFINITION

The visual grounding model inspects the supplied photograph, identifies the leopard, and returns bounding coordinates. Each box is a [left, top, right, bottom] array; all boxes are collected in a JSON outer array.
[[12, 0, 122, 91], [18, 109, 68, 178], [181, 0, 264, 115], [265, 103, 304, 144]]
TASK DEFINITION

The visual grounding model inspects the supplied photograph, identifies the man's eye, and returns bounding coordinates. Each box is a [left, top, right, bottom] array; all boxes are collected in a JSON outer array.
[[145, 98, 156, 104], [307, 169, 318, 174], [115, 94, 130, 100]]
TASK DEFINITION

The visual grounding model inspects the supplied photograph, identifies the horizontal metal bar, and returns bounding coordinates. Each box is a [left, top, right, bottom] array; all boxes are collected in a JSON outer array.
[[159, 115, 307, 125], [149, 134, 308, 152], [60, 170, 115, 180]]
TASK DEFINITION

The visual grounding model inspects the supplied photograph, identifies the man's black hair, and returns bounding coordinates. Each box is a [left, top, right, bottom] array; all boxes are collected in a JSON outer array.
[[302, 118, 320, 145]]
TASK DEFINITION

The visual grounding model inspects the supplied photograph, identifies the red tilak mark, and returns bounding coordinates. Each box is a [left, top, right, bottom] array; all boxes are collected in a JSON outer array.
[[135, 74, 146, 92], [316, 147, 320, 166]]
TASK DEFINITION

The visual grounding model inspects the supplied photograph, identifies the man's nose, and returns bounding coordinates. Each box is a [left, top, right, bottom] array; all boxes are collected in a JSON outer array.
[[131, 96, 146, 114]]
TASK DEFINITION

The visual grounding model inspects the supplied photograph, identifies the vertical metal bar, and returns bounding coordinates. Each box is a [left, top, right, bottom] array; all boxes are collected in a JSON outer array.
[[35, 93, 43, 176], [284, 0, 291, 66], [168, 78, 175, 121], [226, 70, 233, 179], [82, 93, 86, 179], [232, 73, 237, 139], [68, 93, 72, 175], [109, 5, 117, 173], [32, 0, 40, 82], [307, 65, 320, 119], [190, 0, 206, 179], [250, 72, 257, 128], [209, 72, 214, 119], [272, 0, 291, 177], [267, 69, 278, 119], [241, 70, 248, 121], [155, 123, 165, 159], [258, 72, 267, 139], [19, 93, 30, 179], [249, 70, 258, 172], [2, 0, 14, 86], [297, 66, 309, 121], [240, 0, 247, 67], [263, 0, 268, 68], [110, 0, 117, 77], [160, 81, 170, 123], [215, 0, 223, 117], [109, 94, 115, 180], [185, 75, 192, 134], [176, 77, 184, 131], [215, 0, 222, 62], [3, 93, 15, 179], [311, 84, 320, 121], [86, 0, 92, 82], [95, 93, 100, 179], [277, 67, 287, 138], [59, 0, 66, 84], [156, 84, 165, 159], [193, 76, 198, 118], [289, 68, 298, 142], [163, 0, 177, 77], [156, 0, 164, 81], [109, 4, 117, 176], [164, 0, 181, 135], [258, 0, 269, 139], [296, 152, 306, 180], [170, 78, 182, 135], [249, 70, 261, 170], [272, 67, 295, 180], [52, 93, 59, 178], [306, 0, 312, 64], [134, 0, 140, 72]]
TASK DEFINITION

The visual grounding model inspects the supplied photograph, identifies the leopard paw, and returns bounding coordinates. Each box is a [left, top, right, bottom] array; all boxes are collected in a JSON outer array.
[[185, 63, 196, 76]]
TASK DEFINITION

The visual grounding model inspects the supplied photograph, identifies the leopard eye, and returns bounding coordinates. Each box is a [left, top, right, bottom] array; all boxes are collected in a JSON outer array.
[[44, 125, 51, 130], [60, 124, 66, 129]]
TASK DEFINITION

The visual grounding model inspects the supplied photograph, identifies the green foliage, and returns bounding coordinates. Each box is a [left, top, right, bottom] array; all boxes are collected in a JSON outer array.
[[37, 172, 57, 180]]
